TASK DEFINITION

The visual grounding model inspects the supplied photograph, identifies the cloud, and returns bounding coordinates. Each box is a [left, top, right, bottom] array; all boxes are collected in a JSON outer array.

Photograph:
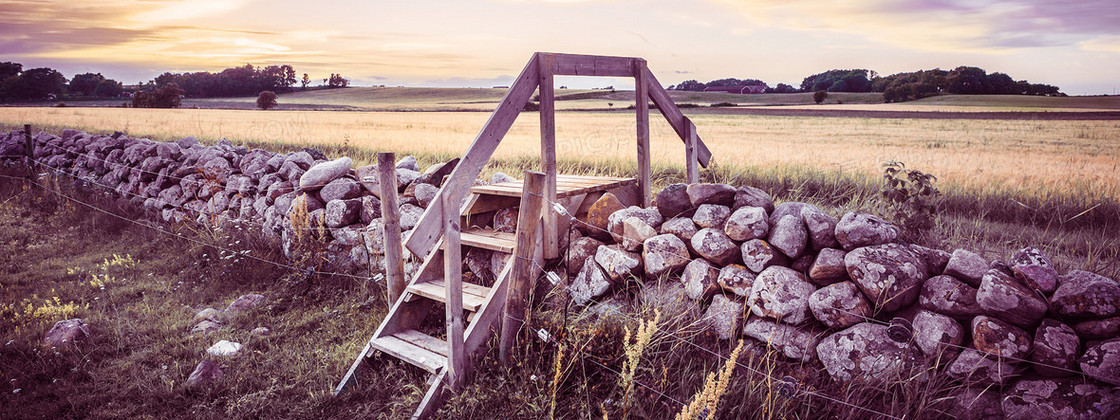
[[1081, 35, 1120, 53]]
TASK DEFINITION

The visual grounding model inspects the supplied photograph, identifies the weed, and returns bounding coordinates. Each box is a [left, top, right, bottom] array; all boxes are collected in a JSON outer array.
[[881, 161, 941, 241], [675, 340, 743, 420], [618, 309, 660, 419]]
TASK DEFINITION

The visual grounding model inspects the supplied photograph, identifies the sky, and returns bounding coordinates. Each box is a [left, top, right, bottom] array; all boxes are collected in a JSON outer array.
[[1, 0, 1118, 95]]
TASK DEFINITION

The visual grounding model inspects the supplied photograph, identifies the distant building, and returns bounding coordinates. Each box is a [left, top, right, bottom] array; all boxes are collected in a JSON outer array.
[[703, 85, 767, 94]]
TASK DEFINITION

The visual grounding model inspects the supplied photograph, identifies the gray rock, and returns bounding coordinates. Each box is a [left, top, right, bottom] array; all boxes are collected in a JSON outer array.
[[768, 214, 808, 259], [43, 318, 90, 348], [972, 315, 1032, 360], [359, 195, 381, 224], [834, 212, 900, 250], [808, 281, 872, 330], [251, 327, 271, 338], [691, 228, 740, 266], [692, 204, 730, 229], [465, 247, 495, 283], [395, 155, 420, 171], [395, 168, 420, 188], [178, 136, 199, 149], [733, 185, 774, 213], [416, 158, 457, 187], [193, 308, 221, 324], [331, 226, 362, 247], [1080, 337, 1120, 385], [206, 339, 242, 357], [489, 172, 515, 184], [1010, 246, 1054, 268], [324, 199, 362, 228], [703, 294, 742, 340], [976, 269, 1049, 328], [1012, 264, 1059, 295], [800, 205, 838, 250], [919, 275, 984, 320], [766, 202, 812, 230], [946, 347, 1016, 386], [186, 359, 223, 389], [642, 234, 691, 278], [570, 258, 611, 306], [808, 248, 848, 285], [686, 183, 736, 207], [748, 266, 816, 324], [594, 245, 642, 282], [655, 183, 694, 218], [742, 318, 821, 362], [1002, 378, 1120, 420], [582, 193, 624, 240], [493, 207, 518, 233], [723, 206, 768, 242], [717, 264, 756, 297], [567, 237, 605, 276], [945, 249, 989, 286], [622, 217, 657, 252], [1072, 317, 1120, 340], [844, 243, 929, 312], [740, 239, 789, 273], [299, 157, 352, 190], [399, 203, 424, 230], [191, 319, 222, 335], [945, 387, 1004, 420], [815, 322, 922, 383], [608, 206, 663, 238], [681, 259, 720, 300], [912, 309, 965, 362], [1031, 319, 1080, 377], [225, 294, 266, 314], [1052, 270, 1120, 319], [319, 177, 361, 202], [660, 217, 699, 245], [909, 244, 951, 276], [412, 183, 438, 208]]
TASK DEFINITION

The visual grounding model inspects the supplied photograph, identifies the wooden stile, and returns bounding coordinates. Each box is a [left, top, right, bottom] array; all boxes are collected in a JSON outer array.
[[538, 54, 559, 260], [500, 170, 546, 364], [634, 59, 651, 207], [379, 153, 406, 303], [442, 193, 466, 390]]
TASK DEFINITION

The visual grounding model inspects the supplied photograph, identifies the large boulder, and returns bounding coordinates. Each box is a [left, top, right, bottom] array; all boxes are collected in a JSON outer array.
[[816, 322, 922, 383], [660, 217, 699, 246], [944, 249, 989, 286], [834, 212, 900, 250], [808, 248, 848, 285], [702, 294, 742, 340], [686, 183, 736, 207], [733, 185, 774, 213], [748, 266, 816, 325], [1031, 319, 1080, 377], [692, 204, 730, 229], [622, 217, 657, 252], [608, 206, 663, 239], [972, 315, 1032, 360], [800, 206, 838, 250], [43, 318, 90, 348], [299, 157, 352, 190], [946, 347, 1016, 386], [642, 234, 691, 278], [808, 281, 872, 329], [768, 215, 807, 259], [740, 239, 788, 273], [570, 258, 612, 306], [582, 193, 624, 238], [681, 259, 720, 300], [976, 268, 1049, 328], [567, 237, 605, 276], [919, 275, 984, 320], [716, 264, 756, 297], [324, 199, 362, 228], [912, 309, 965, 362], [844, 243, 929, 312], [1002, 378, 1120, 419], [594, 245, 642, 282], [319, 177, 361, 202], [741, 318, 821, 362], [655, 183, 693, 218], [399, 203, 424, 230], [723, 206, 769, 242], [691, 228, 740, 266], [1080, 337, 1120, 385], [1052, 270, 1120, 319]]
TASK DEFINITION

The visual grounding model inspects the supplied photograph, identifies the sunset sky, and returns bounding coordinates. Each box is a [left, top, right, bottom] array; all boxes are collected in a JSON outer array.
[[2, 0, 1118, 94]]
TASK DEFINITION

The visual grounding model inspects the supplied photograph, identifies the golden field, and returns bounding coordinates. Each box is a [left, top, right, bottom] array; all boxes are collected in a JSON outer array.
[[3, 106, 1118, 203]]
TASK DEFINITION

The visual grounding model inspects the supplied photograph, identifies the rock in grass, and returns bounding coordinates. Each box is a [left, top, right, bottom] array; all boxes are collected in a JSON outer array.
[[808, 281, 871, 330], [1052, 270, 1120, 319], [912, 310, 964, 362], [946, 347, 1016, 386], [691, 228, 740, 266], [1031, 319, 1080, 377], [395, 155, 419, 171], [225, 294, 266, 314], [642, 234, 691, 278], [584, 193, 625, 239], [741, 318, 820, 362], [816, 322, 922, 383], [971, 315, 1032, 360], [681, 259, 720, 300], [703, 294, 742, 340], [748, 266, 816, 325], [844, 243, 928, 312], [206, 340, 243, 357], [570, 258, 611, 306], [834, 212, 899, 250], [567, 237, 605, 276], [1079, 337, 1120, 386], [1002, 378, 1120, 419], [723, 206, 768, 242], [944, 249, 989, 287], [43, 318, 90, 348], [186, 360, 223, 389]]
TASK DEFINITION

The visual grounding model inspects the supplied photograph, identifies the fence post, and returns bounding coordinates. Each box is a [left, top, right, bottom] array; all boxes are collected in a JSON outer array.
[[23, 124, 33, 180], [443, 192, 466, 390], [500, 170, 545, 365], [378, 153, 406, 304], [684, 118, 699, 184]]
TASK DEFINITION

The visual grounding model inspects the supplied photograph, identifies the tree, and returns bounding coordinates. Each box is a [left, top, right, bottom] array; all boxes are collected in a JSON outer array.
[[132, 83, 183, 108], [10, 67, 67, 100], [801, 69, 872, 92], [301, 73, 310, 90], [813, 90, 828, 104], [257, 90, 278, 110], [93, 79, 123, 98], [69, 73, 106, 96], [0, 62, 21, 81], [328, 73, 349, 88]]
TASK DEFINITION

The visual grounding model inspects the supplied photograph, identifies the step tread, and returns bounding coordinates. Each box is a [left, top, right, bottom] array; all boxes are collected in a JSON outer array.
[[471, 174, 636, 198], [370, 333, 447, 374], [407, 279, 491, 312], [460, 227, 516, 253]]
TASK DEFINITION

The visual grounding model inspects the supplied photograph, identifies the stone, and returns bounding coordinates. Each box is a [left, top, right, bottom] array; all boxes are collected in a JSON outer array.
[[808, 248, 848, 285], [412, 183, 438, 208], [206, 340, 243, 357], [972, 315, 1032, 360], [1010, 246, 1054, 268], [686, 183, 736, 207], [976, 269, 1049, 328], [582, 193, 625, 239], [800, 205, 838, 250], [815, 322, 922, 383], [733, 185, 774, 213], [739, 239, 789, 274], [681, 259, 720, 300], [359, 195, 381, 224], [703, 294, 742, 340], [691, 228, 740, 266], [638, 281, 697, 323], [1072, 317, 1120, 340], [944, 249, 989, 286], [692, 204, 730, 229], [748, 266, 816, 325], [912, 309, 965, 361], [723, 206, 768, 242], [1080, 337, 1120, 385], [318, 177, 361, 202], [716, 264, 756, 297], [642, 234, 691, 278], [395, 155, 420, 171], [834, 212, 900, 250], [908, 244, 951, 276], [324, 199, 362, 228], [193, 308, 221, 324], [766, 202, 812, 229], [946, 347, 1016, 386], [299, 157, 352, 190], [567, 237, 605, 275], [768, 214, 808, 259], [186, 360, 223, 389], [844, 243, 929, 312], [489, 172, 515, 184], [919, 275, 984, 320], [465, 247, 495, 283], [1002, 378, 1120, 420], [251, 327, 271, 338], [594, 245, 642, 282], [622, 217, 657, 252], [808, 281, 872, 330], [945, 387, 1004, 420], [178, 136, 200, 149], [1052, 270, 1120, 319], [43, 318, 90, 348], [741, 318, 821, 362], [416, 158, 457, 187], [1031, 319, 1080, 377], [608, 206, 663, 239], [399, 203, 424, 230], [1012, 264, 1059, 294], [395, 168, 420, 188], [225, 294, 266, 314], [655, 183, 694, 218], [660, 217, 699, 246], [494, 207, 519, 233]]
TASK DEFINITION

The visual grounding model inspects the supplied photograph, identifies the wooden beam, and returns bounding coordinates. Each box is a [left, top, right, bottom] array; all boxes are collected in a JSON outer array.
[[684, 118, 700, 183], [378, 153, 406, 304], [643, 67, 713, 167], [405, 54, 541, 258], [443, 193, 466, 391], [634, 59, 651, 207], [500, 171, 545, 365], [538, 54, 559, 260], [543, 53, 635, 77]]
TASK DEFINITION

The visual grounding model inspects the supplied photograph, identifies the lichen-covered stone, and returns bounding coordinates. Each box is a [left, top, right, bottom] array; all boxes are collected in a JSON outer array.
[[655, 183, 693, 218], [912, 309, 964, 362], [800, 205, 838, 250], [594, 245, 642, 282], [972, 315, 1032, 360], [1052, 270, 1120, 319], [660, 217, 699, 246], [567, 237, 605, 275], [808, 248, 847, 285], [724, 206, 768, 242], [1079, 337, 1120, 385], [642, 234, 691, 278], [692, 204, 730, 229], [845, 243, 929, 312], [299, 156, 352, 190], [742, 318, 821, 362], [43, 318, 90, 348], [808, 281, 871, 329], [768, 214, 808, 259], [582, 192, 625, 239], [748, 266, 816, 325], [1002, 378, 1120, 420], [733, 185, 774, 213], [919, 275, 984, 320], [946, 347, 1016, 386], [686, 183, 736, 207], [976, 269, 1049, 328], [1031, 319, 1080, 377], [570, 258, 612, 306], [691, 228, 740, 266], [608, 206, 663, 239], [703, 294, 742, 340], [717, 264, 756, 297], [622, 216, 657, 252], [681, 259, 720, 300], [834, 212, 900, 250], [816, 322, 923, 383], [319, 177, 361, 202], [909, 244, 952, 276], [945, 249, 989, 286], [1072, 316, 1120, 340], [740, 239, 788, 273]]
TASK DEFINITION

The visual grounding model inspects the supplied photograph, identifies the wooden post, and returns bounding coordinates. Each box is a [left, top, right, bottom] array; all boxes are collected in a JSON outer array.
[[684, 118, 699, 184], [23, 124, 33, 180], [500, 170, 545, 365], [378, 153, 406, 304], [537, 54, 559, 260], [633, 60, 651, 207], [442, 192, 466, 390]]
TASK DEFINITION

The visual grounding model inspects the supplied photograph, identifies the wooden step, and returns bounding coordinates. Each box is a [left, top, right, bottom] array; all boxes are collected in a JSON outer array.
[[459, 228, 516, 253], [370, 331, 448, 374], [407, 279, 491, 312]]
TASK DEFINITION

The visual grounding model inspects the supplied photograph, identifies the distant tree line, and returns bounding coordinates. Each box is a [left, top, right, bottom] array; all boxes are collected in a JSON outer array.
[[1, 61, 125, 102], [669, 78, 798, 94]]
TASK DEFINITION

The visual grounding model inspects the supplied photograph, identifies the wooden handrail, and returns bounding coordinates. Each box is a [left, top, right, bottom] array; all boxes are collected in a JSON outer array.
[[643, 67, 713, 167]]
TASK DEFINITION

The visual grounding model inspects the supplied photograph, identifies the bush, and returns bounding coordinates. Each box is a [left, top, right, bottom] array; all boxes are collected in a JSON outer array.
[[881, 161, 941, 240], [132, 83, 183, 108], [257, 90, 278, 110], [813, 90, 828, 104]]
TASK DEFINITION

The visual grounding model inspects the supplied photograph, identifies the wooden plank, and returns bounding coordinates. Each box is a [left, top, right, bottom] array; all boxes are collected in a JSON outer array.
[[643, 67, 713, 167], [413, 369, 448, 419], [460, 229, 516, 253], [407, 281, 486, 312], [544, 53, 635, 77], [370, 335, 446, 374], [539, 53, 559, 260], [333, 341, 373, 396], [443, 192, 467, 391], [379, 153, 407, 304], [684, 118, 700, 183], [394, 330, 451, 357], [406, 54, 540, 258], [634, 59, 651, 208], [470, 176, 636, 199], [500, 171, 545, 364]]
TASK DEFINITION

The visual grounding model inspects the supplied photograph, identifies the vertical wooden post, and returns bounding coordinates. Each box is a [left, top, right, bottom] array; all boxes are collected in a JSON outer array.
[[378, 153, 406, 304], [633, 60, 651, 207], [537, 54, 559, 260], [443, 192, 466, 390], [23, 124, 33, 180], [500, 170, 545, 365], [684, 118, 699, 184]]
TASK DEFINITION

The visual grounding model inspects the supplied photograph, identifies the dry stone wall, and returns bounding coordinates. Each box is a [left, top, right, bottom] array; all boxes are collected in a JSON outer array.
[[4, 128, 1120, 417]]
